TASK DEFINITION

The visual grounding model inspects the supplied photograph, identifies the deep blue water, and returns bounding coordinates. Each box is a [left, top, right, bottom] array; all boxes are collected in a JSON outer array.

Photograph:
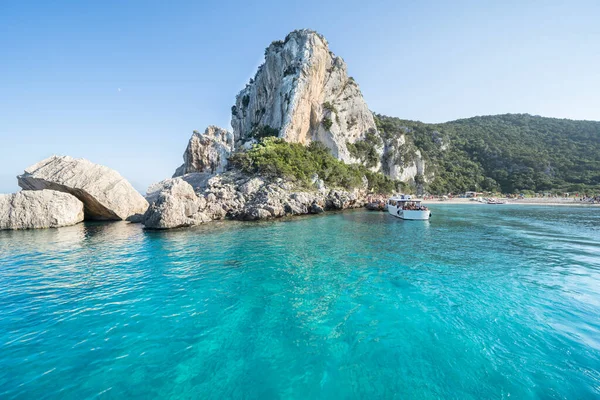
[[1, 205, 600, 399]]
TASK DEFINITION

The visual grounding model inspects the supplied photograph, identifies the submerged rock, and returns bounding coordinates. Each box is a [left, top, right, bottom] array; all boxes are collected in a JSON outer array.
[[17, 156, 148, 221], [0, 190, 84, 230], [173, 126, 234, 177]]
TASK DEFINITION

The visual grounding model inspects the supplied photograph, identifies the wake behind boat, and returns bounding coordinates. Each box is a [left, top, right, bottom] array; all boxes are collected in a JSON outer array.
[[387, 195, 431, 220]]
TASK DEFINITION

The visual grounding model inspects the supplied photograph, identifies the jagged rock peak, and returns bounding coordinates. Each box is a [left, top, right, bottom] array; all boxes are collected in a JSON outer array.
[[173, 126, 234, 177], [231, 29, 377, 163]]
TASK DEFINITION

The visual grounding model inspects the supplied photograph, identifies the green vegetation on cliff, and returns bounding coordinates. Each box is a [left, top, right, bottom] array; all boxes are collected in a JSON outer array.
[[374, 113, 600, 194], [248, 124, 279, 140], [229, 137, 398, 193], [346, 129, 382, 169]]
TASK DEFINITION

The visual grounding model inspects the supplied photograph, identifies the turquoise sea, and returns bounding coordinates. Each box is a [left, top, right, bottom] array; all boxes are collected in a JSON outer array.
[[1, 205, 600, 399]]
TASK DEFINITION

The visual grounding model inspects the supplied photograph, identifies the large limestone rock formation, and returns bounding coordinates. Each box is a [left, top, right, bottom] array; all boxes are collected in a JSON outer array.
[[18, 156, 148, 221], [156, 30, 431, 225], [173, 126, 234, 177], [0, 190, 84, 230], [231, 29, 377, 163]]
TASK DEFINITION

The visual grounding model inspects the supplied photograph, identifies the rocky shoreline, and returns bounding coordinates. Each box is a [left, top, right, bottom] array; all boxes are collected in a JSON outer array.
[[143, 171, 369, 229], [0, 156, 376, 230]]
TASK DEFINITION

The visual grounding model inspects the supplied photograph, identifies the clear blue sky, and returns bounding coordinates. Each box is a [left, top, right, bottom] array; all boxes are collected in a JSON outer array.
[[1, 0, 598, 193]]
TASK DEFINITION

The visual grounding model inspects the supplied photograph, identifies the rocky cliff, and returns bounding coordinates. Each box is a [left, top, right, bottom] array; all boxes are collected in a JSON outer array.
[[382, 133, 427, 182], [168, 29, 429, 188], [145, 30, 434, 229], [231, 30, 378, 164]]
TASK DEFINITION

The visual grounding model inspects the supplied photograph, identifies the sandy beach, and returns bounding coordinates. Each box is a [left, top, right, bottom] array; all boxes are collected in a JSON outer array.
[[421, 198, 600, 207]]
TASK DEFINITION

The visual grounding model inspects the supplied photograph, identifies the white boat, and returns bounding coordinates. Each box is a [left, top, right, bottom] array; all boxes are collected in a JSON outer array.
[[486, 198, 506, 205], [387, 195, 431, 220]]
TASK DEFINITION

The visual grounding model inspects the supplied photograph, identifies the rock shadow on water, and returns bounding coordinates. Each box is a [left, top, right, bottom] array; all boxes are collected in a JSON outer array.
[[0, 221, 146, 258]]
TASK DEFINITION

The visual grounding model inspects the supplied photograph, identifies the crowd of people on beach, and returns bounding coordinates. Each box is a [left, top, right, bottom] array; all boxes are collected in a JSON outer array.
[[523, 193, 600, 202], [575, 195, 600, 203], [364, 193, 600, 211]]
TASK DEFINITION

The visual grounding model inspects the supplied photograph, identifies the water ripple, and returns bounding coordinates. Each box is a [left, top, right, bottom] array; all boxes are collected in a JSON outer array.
[[0, 207, 599, 398]]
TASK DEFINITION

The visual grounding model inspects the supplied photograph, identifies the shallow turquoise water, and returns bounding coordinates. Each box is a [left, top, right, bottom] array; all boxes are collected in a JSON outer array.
[[1, 205, 600, 399]]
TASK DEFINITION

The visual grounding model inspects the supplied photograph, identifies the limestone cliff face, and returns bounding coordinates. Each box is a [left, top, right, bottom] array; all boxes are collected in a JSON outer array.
[[383, 134, 427, 183], [230, 29, 377, 163], [173, 126, 234, 177]]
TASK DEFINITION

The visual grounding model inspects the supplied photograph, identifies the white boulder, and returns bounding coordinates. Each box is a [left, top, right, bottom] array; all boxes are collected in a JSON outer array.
[[143, 178, 209, 229], [17, 156, 148, 221], [0, 190, 84, 230]]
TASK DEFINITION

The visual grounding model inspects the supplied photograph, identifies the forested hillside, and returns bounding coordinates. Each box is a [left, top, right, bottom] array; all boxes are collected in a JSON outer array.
[[374, 114, 600, 194]]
